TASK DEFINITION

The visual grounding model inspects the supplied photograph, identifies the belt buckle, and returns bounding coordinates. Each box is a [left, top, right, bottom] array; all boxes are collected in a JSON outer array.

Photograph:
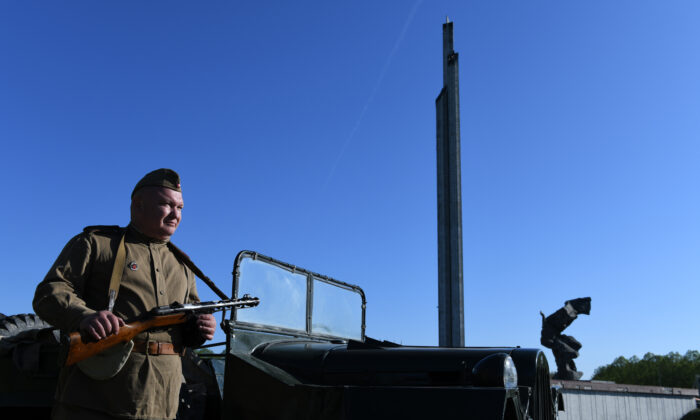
[[147, 340, 160, 355]]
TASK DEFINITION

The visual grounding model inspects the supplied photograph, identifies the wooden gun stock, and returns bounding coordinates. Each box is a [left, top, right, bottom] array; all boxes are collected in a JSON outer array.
[[63, 295, 259, 366], [64, 313, 187, 366]]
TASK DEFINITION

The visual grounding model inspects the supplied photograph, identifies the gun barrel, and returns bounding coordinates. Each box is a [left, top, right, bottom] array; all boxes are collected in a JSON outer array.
[[152, 296, 260, 315]]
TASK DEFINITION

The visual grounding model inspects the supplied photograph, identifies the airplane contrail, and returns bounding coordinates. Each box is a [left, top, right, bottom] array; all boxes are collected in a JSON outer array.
[[322, 0, 423, 189]]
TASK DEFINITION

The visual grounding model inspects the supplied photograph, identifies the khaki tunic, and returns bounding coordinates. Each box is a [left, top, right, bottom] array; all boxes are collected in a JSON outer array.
[[33, 225, 200, 420]]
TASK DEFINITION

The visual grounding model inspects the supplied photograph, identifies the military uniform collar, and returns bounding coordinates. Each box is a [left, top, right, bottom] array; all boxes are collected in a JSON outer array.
[[127, 224, 170, 245]]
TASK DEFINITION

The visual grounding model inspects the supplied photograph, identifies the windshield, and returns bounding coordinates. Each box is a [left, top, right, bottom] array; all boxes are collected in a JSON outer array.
[[232, 251, 365, 341]]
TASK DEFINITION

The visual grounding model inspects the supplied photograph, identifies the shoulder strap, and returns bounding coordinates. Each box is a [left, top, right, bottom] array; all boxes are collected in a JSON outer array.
[[84, 225, 122, 234], [107, 232, 127, 312], [167, 242, 229, 300]]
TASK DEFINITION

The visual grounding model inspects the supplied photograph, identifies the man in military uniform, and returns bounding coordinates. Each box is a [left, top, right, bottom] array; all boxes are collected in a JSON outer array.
[[33, 168, 217, 419]]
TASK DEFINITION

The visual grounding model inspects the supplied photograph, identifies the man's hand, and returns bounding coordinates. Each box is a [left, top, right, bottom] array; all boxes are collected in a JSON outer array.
[[196, 313, 216, 341], [79, 311, 125, 341]]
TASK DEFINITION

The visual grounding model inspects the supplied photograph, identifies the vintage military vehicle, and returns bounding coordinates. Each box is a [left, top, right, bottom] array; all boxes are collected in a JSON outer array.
[[0, 250, 561, 419]]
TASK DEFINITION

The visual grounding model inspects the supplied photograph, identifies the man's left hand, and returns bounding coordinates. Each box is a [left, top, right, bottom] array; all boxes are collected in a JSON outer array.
[[196, 313, 216, 341]]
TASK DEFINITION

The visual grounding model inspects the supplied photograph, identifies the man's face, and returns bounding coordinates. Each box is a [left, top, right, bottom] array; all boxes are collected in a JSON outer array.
[[131, 187, 183, 240]]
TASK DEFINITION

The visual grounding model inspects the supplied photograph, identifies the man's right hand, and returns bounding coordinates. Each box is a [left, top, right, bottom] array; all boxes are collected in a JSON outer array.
[[79, 311, 125, 341]]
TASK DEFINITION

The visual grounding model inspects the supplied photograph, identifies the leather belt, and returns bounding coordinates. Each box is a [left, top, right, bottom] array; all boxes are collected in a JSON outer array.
[[132, 341, 184, 356]]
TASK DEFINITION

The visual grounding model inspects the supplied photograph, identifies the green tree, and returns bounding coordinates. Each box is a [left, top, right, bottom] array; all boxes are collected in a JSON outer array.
[[592, 350, 700, 388]]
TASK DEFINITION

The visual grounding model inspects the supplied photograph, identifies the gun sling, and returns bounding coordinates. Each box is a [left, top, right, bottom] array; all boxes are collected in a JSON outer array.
[[76, 229, 214, 379], [105, 229, 221, 353], [107, 228, 227, 310], [107, 232, 127, 312]]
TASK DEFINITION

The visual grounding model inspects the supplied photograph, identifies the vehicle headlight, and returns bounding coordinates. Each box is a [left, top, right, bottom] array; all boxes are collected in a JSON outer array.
[[503, 355, 518, 388], [472, 353, 519, 389]]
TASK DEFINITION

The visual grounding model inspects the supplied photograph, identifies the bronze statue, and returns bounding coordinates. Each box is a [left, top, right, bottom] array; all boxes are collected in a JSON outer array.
[[540, 297, 591, 380]]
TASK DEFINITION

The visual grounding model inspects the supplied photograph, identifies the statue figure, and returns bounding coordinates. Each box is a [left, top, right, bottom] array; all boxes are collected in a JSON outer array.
[[540, 297, 591, 380]]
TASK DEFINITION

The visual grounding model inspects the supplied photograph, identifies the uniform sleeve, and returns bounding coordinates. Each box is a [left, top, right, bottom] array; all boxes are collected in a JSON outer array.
[[32, 234, 97, 332]]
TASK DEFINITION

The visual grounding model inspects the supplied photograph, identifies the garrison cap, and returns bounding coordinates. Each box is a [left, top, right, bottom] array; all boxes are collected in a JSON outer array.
[[131, 168, 182, 198]]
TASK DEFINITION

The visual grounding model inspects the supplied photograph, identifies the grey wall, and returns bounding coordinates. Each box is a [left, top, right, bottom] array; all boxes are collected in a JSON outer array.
[[558, 390, 696, 420]]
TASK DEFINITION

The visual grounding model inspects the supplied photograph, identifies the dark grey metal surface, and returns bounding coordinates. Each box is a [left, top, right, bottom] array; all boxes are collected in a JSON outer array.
[[224, 246, 558, 419], [436, 20, 464, 348], [222, 342, 526, 420]]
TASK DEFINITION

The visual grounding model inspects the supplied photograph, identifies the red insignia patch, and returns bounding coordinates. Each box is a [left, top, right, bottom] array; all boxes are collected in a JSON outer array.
[[128, 262, 138, 271]]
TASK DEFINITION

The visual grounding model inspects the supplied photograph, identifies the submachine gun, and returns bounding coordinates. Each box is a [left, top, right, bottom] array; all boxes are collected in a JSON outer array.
[[64, 295, 260, 366]]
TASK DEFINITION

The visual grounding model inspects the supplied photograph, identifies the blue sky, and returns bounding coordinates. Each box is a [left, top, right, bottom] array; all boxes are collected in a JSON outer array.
[[1, 1, 699, 379]]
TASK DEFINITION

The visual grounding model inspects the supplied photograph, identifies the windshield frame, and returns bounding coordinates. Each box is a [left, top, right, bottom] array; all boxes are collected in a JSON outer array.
[[230, 250, 366, 342]]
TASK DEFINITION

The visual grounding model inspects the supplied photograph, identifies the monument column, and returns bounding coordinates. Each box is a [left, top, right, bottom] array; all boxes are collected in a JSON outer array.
[[436, 19, 464, 347]]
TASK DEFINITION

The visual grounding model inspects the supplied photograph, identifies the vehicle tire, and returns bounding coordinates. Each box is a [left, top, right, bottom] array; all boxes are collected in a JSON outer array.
[[682, 409, 700, 420], [0, 313, 51, 338], [0, 313, 57, 418]]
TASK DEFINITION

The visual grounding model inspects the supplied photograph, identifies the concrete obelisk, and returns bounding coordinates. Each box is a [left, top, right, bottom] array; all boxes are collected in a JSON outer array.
[[436, 19, 464, 347]]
